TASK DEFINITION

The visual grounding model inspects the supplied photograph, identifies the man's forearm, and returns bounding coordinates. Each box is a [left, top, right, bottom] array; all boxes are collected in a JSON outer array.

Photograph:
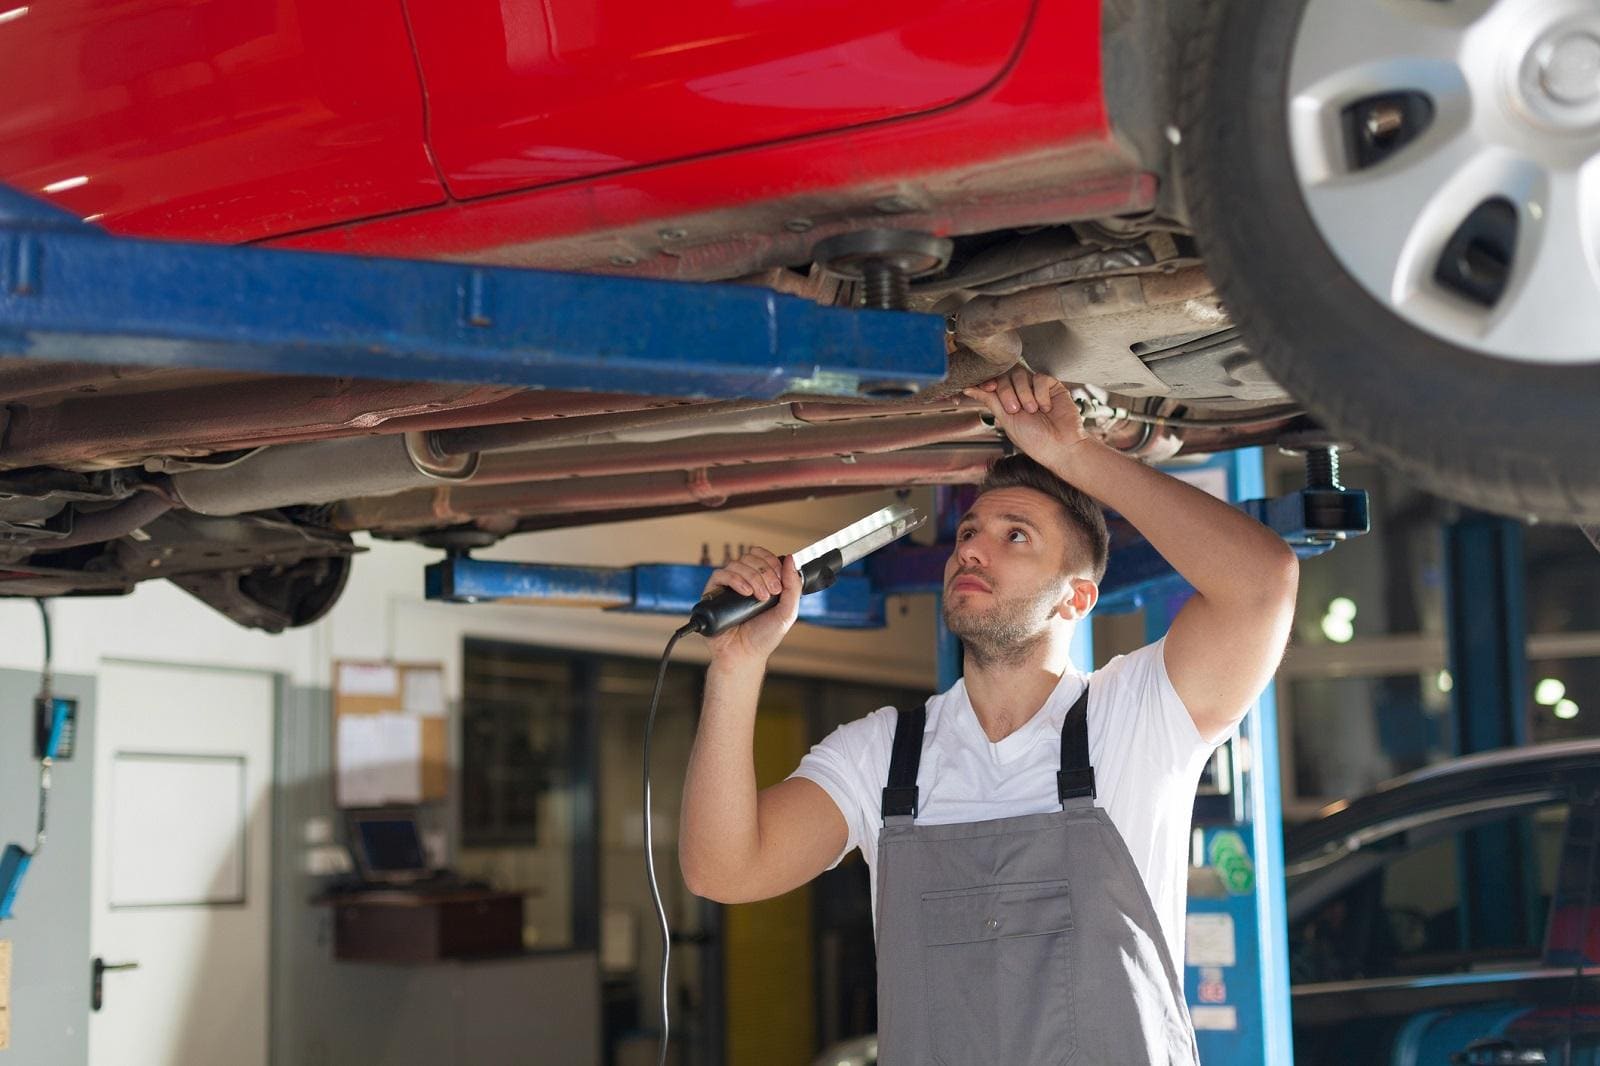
[[1044, 437, 1296, 604], [678, 656, 767, 895]]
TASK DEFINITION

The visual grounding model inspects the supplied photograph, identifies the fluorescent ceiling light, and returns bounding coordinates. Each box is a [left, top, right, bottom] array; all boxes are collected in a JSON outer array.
[[1534, 678, 1566, 706]]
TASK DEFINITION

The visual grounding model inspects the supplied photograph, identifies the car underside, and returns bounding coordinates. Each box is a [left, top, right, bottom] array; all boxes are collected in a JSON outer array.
[[3, 0, 1596, 627], [0, 216, 1309, 629]]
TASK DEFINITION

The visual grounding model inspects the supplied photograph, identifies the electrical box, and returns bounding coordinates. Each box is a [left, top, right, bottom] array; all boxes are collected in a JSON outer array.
[[34, 696, 76, 760]]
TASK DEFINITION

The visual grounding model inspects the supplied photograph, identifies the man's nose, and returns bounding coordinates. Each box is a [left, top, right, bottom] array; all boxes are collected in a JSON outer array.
[[955, 536, 985, 568]]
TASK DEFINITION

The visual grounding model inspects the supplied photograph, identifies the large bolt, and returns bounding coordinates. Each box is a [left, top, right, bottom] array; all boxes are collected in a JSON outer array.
[[1304, 445, 1343, 491], [812, 230, 953, 312], [861, 260, 911, 310]]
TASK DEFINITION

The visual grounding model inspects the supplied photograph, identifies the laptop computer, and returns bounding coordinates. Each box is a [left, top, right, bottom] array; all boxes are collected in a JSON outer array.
[[347, 810, 432, 886]]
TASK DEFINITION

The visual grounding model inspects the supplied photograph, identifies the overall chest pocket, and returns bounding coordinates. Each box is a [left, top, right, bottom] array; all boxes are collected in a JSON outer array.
[[920, 879, 1079, 1066]]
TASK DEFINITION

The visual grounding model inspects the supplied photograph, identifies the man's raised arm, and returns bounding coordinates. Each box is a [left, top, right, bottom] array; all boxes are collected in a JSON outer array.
[[964, 369, 1300, 742], [678, 548, 849, 904]]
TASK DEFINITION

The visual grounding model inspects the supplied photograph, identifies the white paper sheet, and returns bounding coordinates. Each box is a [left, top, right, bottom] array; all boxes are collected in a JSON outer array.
[[338, 662, 399, 698], [336, 712, 423, 806], [336, 716, 386, 807], [402, 668, 446, 717], [375, 712, 423, 803]]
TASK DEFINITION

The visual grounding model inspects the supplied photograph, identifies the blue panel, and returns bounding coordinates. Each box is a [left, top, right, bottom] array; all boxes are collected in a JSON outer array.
[[43, 697, 70, 758], [0, 187, 945, 399], [1185, 828, 1266, 1057], [867, 543, 948, 595], [1101, 537, 1336, 617]]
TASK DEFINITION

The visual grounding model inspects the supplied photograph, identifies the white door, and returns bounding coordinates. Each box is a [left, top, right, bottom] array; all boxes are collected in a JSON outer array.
[[88, 661, 276, 1066]]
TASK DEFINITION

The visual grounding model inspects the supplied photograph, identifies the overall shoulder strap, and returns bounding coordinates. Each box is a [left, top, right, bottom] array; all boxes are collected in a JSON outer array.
[[1058, 683, 1096, 802], [881, 706, 927, 825]]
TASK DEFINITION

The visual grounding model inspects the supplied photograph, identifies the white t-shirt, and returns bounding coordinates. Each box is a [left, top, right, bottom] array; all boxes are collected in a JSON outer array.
[[789, 638, 1222, 968]]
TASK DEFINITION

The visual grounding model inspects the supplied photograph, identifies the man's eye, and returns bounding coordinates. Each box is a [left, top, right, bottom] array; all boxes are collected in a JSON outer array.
[[958, 528, 974, 541], [1008, 529, 1028, 543]]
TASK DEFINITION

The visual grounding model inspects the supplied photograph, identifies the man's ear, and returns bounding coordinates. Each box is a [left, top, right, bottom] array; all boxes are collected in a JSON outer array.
[[1055, 578, 1099, 621], [1077, 579, 1100, 619]]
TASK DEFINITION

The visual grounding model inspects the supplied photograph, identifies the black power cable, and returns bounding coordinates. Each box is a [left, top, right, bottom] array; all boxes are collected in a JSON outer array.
[[642, 622, 696, 1066], [639, 538, 886, 1066], [33, 599, 56, 855], [36, 598, 51, 694], [641, 561, 837, 1065]]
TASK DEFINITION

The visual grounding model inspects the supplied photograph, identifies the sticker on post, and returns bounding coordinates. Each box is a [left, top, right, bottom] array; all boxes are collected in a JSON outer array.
[[1186, 913, 1237, 967], [1190, 1006, 1238, 1031], [1207, 830, 1255, 895], [1197, 966, 1228, 1004]]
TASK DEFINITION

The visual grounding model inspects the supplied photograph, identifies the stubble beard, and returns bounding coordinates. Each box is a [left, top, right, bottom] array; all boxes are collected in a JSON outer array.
[[943, 579, 1063, 669]]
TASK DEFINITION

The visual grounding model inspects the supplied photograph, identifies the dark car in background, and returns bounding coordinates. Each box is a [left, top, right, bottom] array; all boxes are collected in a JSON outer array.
[[1287, 740, 1600, 1065]]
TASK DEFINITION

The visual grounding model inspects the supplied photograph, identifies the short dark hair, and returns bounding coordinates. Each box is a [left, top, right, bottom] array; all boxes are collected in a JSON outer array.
[[977, 455, 1109, 581]]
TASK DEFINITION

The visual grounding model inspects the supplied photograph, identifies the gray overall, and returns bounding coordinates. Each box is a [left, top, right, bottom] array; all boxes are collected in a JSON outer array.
[[874, 685, 1201, 1065]]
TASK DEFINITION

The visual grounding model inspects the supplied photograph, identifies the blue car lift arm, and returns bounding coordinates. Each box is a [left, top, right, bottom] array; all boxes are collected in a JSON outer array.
[[424, 477, 1370, 628], [0, 186, 946, 400], [426, 556, 888, 628]]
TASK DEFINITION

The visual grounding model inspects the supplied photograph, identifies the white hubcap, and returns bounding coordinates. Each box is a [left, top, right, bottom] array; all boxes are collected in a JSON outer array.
[[1288, 0, 1600, 365]]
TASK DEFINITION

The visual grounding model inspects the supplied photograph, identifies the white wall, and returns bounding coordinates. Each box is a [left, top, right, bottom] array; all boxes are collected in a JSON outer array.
[[0, 489, 940, 694]]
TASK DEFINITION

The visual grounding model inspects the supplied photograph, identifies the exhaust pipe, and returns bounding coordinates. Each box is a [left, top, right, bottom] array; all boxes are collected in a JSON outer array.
[[170, 434, 477, 516]]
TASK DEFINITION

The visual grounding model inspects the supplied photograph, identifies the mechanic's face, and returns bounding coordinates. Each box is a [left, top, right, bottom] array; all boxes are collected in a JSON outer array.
[[942, 488, 1096, 664]]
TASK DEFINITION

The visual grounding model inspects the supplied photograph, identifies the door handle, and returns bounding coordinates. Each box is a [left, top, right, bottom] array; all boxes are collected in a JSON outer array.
[[91, 956, 140, 1012]]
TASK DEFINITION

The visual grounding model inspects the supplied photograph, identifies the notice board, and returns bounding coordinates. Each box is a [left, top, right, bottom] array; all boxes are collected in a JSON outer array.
[[333, 661, 449, 807]]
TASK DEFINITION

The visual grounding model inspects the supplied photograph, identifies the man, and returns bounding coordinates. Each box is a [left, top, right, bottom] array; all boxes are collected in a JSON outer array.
[[679, 367, 1298, 1064]]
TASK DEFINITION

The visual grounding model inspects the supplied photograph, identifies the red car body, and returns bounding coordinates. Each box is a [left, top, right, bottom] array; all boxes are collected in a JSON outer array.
[[1, 0, 1146, 274]]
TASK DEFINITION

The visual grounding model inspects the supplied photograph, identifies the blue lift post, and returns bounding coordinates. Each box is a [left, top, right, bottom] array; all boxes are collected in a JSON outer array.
[[1148, 450, 1296, 1066], [1443, 513, 1536, 963]]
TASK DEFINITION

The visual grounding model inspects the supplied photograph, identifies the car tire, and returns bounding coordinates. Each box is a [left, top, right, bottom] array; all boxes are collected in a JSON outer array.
[[1179, 0, 1600, 521]]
